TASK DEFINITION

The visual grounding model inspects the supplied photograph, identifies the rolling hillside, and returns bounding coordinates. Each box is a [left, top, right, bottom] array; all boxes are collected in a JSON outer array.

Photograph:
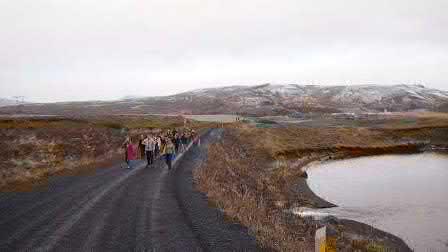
[[1, 84, 447, 116]]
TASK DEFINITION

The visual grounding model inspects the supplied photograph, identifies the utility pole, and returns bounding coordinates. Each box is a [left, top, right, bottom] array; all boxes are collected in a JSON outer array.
[[13, 96, 25, 114], [303, 96, 311, 113]]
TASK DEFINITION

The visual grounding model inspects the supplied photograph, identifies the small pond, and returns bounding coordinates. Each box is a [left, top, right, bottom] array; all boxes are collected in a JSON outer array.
[[306, 153, 448, 251]]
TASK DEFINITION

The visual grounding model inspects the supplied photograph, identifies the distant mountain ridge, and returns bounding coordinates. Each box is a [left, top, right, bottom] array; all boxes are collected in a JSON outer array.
[[0, 98, 26, 107], [174, 84, 448, 114], [1, 84, 448, 116]]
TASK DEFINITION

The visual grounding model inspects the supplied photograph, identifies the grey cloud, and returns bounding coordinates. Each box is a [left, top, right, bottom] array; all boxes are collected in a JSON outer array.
[[0, 0, 447, 102]]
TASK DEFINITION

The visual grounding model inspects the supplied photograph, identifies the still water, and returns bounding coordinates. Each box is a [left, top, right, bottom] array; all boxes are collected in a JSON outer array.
[[306, 153, 448, 251]]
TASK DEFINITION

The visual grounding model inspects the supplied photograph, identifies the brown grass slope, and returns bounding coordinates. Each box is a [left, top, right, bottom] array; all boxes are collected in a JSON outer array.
[[0, 115, 211, 191], [194, 117, 448, 251]]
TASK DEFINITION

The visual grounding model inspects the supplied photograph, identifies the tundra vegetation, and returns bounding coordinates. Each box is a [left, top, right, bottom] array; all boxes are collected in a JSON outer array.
[[194, 112, 448, 251], [2, 111, 448, 250], [0, 115, 211, 191]]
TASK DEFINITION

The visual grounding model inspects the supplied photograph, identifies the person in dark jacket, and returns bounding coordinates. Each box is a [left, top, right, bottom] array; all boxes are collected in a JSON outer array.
[[174, 133, 181, 153], [181, 133, 188, 152], [122, 136, 130, 168], [154, 135, 161, 158], [138, 134, 145, 159], [192, 130, 200, 146]]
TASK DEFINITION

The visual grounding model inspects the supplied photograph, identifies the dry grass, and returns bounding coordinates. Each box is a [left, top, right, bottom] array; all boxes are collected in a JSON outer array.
[[194, 116, 448, 251], [194, 129, 315, 251], [0, 118, 89, 129], [232, 126, 426, 160], [0, 119, 124, 191], [0, 115, 213, 191]]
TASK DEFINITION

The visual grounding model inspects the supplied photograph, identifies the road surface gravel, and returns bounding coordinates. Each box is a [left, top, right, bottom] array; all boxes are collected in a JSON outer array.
[[0, 129, 261, 251]]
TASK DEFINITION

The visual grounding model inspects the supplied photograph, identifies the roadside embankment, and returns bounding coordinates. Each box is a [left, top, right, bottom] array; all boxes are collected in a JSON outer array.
[[193, 124, 448, 251], [0, 115, 209, 191], [0, 118, 124, 191]]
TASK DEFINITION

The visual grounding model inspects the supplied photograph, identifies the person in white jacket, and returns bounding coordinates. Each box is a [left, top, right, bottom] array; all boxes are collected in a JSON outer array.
[[143, 135, 156, 167]]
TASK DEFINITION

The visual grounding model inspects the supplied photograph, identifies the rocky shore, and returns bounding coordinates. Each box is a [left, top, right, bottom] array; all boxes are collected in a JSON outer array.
[[295, 176, 412, 251], [292, 141, 448, 251]]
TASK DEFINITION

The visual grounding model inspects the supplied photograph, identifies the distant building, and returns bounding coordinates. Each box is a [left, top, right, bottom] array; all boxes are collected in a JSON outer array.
[[331, 112, 357, 120], [289, 111, 305, 119]]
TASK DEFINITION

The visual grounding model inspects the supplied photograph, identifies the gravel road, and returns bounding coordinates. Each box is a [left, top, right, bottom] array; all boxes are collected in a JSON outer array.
[[0, 129, 261, 251]]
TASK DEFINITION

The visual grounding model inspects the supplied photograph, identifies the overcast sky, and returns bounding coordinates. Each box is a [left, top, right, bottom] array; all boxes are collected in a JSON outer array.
[[1, 0, 447, 102]]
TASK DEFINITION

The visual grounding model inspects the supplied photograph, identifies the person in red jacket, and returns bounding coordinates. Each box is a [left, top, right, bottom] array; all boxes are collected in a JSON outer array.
[[126, 140, 137, 169]]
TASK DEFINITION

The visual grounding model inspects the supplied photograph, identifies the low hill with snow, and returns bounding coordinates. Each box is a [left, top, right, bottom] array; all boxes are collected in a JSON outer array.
[[174, 84, 448, 114], [0, 98, 24, 107], [1, 84, 447, 116]]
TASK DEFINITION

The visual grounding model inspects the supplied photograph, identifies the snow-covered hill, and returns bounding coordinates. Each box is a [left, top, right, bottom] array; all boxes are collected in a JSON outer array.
[[1, 84, 447, 116], [0, 98, 23, 107], [174, 84, 448, 114]]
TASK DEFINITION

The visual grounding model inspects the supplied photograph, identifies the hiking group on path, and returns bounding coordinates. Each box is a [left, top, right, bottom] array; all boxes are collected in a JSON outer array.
[[122, 128, 200, 170]]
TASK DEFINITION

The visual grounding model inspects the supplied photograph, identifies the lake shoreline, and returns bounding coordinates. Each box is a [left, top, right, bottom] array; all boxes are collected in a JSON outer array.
[[194, 125, 448, 251], [296, 175, 413, 251], [297, 146, 448, 251]]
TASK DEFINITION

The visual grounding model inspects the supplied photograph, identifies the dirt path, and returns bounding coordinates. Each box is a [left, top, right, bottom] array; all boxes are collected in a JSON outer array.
[[0, 129, 260, 251]]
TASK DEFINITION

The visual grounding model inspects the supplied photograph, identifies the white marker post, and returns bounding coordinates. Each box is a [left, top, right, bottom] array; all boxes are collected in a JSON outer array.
[[315, 226, 326, 252]]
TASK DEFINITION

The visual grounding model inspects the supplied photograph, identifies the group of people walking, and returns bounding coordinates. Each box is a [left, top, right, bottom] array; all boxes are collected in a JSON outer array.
[[122, 128, 199, 170]]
